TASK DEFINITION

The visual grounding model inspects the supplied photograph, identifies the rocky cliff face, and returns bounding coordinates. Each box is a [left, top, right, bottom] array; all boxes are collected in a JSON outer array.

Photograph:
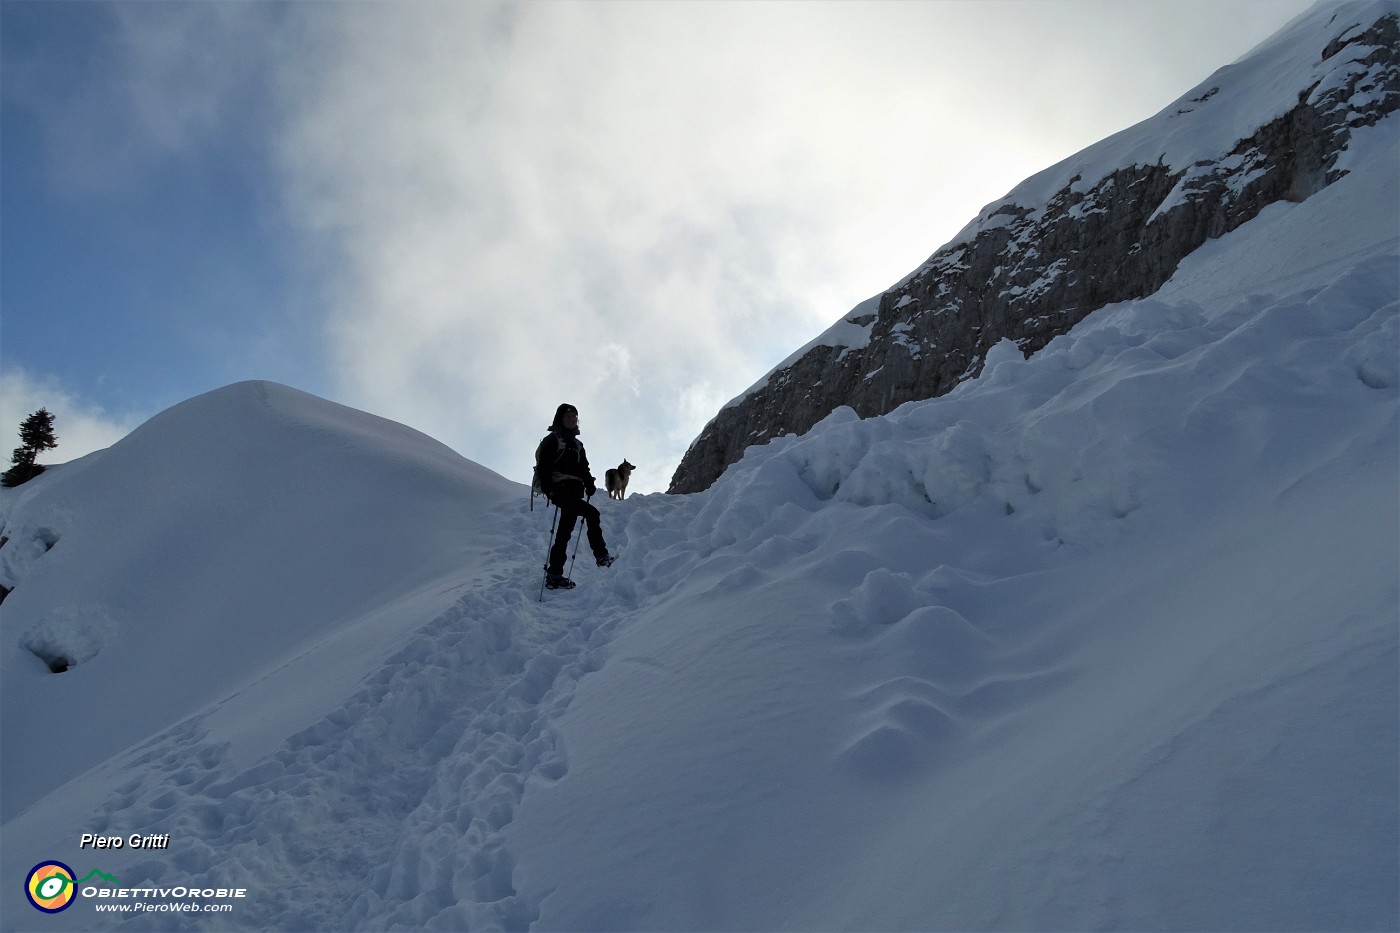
[[669, 3, 1400, 495]]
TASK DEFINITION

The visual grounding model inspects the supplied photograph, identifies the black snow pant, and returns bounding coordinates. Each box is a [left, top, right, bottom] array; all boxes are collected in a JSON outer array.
[[548, 485, 606, 575]]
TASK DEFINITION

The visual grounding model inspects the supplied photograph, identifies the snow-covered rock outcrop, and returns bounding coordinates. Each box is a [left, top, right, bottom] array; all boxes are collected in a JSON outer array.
[[670, 0, 1400, 493]]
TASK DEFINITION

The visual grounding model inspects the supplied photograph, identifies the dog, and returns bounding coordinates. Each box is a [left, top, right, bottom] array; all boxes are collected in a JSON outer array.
[[605, 459, 635, 500]]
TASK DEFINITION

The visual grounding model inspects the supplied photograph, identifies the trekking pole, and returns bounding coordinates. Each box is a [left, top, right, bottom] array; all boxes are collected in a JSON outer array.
[[538, 505, 559, 602]]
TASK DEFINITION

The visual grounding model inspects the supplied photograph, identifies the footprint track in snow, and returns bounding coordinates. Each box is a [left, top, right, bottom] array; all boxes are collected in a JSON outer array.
[[89, 499, 639, 931]]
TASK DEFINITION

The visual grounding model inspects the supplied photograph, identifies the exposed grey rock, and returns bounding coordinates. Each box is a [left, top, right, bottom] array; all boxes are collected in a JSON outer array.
[[669, 9, 1399, 495]]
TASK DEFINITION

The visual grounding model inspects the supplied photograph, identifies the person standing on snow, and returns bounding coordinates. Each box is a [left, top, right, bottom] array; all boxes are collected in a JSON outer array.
[[535, 403, 616, 589]]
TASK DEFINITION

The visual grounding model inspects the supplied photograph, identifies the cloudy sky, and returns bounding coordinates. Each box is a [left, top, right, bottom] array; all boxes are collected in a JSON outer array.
[[2, 0, 1314, 493]]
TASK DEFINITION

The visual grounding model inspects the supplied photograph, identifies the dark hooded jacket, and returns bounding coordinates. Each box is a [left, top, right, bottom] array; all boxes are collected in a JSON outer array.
[[535, 405, 595, 500]]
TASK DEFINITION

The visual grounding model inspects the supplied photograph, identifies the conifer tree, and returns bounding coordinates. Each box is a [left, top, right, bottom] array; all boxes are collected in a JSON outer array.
[[2, 409, 58, 487]]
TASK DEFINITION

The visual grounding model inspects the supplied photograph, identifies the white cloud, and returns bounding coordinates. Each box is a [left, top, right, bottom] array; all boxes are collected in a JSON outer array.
[[271, 0, 1313, 493], [0, 369, 142, 467]]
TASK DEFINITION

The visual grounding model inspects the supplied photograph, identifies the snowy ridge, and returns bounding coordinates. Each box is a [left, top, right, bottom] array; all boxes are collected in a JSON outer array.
[[955, 0, 1397, 243], [888, 0, 1396, 359], [722, 292, 884, 413], [671, 0, 1399, 498], [0, 381, 521, 826]]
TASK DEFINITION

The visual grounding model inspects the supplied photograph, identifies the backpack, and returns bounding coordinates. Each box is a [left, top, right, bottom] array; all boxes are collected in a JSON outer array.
[[531, 434, 559, 509]]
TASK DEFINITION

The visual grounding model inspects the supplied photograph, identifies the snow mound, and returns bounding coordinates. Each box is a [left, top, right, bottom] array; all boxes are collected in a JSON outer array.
[[0, 381, 521, 822]]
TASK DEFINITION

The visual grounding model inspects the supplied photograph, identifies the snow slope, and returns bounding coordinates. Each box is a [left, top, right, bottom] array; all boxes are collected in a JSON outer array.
[[0, 381, 522, 820], [505, 115, 1399, 932], [3, 44, 1398, 933]]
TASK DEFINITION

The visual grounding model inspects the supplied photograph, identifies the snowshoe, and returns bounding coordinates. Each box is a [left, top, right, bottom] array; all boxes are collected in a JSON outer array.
[[544, 571, 576, 590], [596, 553, 617, 568]]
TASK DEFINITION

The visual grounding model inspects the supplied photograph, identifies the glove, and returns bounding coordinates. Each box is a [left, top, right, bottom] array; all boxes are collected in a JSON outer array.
[[586, 481, 597, 498]]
